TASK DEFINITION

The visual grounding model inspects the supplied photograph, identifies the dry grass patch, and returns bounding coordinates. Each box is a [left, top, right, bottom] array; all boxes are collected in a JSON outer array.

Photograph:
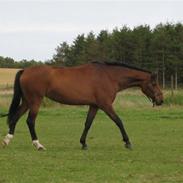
[[0, 68, 20, 86]]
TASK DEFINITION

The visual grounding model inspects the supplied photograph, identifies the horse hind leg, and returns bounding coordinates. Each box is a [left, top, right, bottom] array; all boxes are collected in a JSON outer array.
[[26, 98, 46, 150], [2, 100, 28, 147]]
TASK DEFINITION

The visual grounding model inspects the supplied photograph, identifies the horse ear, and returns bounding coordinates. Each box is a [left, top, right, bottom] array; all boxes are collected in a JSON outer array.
[[151, 73, 157, 82]]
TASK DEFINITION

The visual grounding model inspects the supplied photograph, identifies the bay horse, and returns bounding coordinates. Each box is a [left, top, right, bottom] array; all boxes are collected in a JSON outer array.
[[2, 62, 163, 150]]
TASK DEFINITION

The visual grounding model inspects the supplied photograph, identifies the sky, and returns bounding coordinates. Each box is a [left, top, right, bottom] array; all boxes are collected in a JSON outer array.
[[0, 0, 183, 61]]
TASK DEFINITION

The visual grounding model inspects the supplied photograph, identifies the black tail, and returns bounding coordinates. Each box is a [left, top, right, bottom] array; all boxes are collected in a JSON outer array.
[[7, 70, 24, 125]]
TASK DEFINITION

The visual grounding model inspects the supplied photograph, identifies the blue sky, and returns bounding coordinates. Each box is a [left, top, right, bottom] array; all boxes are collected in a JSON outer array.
[[0, 0, 183, 61]]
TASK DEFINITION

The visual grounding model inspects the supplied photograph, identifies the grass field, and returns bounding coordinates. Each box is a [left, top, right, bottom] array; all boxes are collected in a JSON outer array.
[[0, 94, 183, 183]]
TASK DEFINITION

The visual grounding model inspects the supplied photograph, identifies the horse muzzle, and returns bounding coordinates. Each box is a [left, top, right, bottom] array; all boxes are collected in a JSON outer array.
[[155, 99, 163, 106]]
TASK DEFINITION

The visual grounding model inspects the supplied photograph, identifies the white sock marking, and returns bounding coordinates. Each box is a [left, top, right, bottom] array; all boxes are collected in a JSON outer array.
[[3, 134, 14, 146], [32, 140, 46, 150]]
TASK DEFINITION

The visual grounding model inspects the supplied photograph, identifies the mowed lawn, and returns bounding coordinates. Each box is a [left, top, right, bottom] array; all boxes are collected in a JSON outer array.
[[0, 98, 183, 183]]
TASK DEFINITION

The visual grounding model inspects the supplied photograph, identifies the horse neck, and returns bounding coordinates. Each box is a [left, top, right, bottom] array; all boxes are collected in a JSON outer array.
[[125, 71, 150, 89], [107, 67, 150, 90]]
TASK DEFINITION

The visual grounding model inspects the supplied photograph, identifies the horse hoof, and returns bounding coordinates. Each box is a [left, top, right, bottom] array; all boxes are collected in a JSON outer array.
[[1, 140, 7, 148], [32, 140, 46, 151], [125, 143, 132, 150], [37, 146, 46, 151], [81, 145, 88, 150]]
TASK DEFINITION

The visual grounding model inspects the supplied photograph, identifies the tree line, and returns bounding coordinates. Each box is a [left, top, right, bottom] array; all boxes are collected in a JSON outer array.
[[0, 56, 43, 68], [0, 23, 183, 87]]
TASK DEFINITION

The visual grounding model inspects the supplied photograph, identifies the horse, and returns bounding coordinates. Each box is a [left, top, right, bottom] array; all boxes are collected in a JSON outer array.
[[1, 62, 163, 150]]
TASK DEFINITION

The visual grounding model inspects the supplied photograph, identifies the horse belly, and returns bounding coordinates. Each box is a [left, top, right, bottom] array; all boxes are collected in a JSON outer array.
[[46, 87, 95, 105]]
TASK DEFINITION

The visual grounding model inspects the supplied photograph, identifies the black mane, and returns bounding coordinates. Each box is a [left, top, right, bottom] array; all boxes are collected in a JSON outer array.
[[92, 61, 151, 73]]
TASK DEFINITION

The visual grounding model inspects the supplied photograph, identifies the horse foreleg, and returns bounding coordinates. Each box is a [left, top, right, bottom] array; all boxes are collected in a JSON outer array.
[[80, 105, 98, 150], [102, 105, 132, 150]]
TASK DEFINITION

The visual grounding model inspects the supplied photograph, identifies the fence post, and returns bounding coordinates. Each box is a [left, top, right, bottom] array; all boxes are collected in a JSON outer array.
[[171, 75, 174, 96], [162, 69, 165, 89], [175, 70, 178, 90]]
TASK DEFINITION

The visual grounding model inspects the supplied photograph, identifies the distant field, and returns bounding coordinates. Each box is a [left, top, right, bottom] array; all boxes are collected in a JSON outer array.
[[0, 68, 20, 87]]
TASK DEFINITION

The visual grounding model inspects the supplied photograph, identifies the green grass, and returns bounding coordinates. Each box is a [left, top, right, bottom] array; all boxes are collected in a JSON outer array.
[[164, 90, 183, 106], [0, 100, 183, 183]]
